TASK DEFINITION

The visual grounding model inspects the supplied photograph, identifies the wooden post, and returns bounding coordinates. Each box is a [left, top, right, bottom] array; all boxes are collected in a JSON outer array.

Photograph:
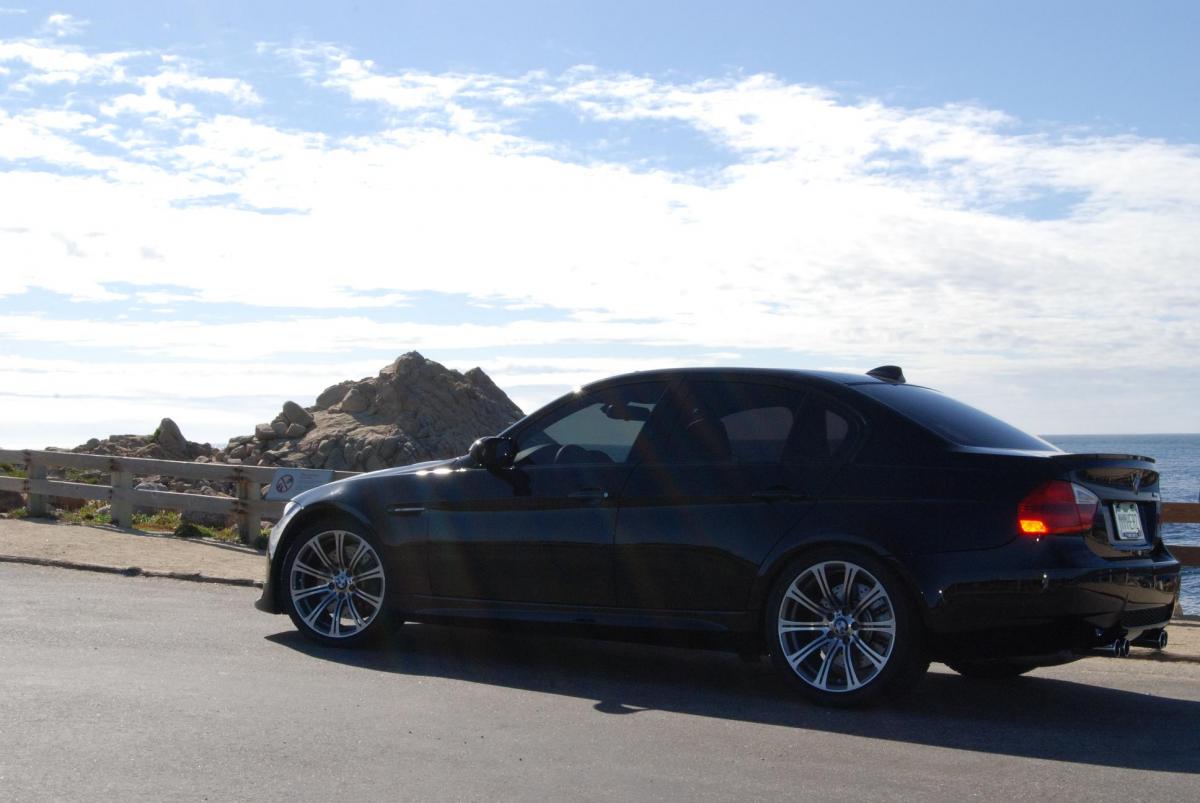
[[110, 459, 132, 529], [236, 470, 258, 545], [25, 450, 48, 518]]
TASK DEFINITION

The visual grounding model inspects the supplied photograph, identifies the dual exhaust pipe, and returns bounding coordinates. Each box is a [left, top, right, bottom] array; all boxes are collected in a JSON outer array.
[[1095, 628, 1168, 658]]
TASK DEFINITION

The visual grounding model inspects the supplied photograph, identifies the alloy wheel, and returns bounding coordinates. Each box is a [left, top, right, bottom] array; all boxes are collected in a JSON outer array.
[[288, 529, 386, 639], [776, 560, 897, 693]]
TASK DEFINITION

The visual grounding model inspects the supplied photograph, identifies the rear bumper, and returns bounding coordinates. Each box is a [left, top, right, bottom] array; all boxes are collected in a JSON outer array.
[[916, 538, 1180, 660]]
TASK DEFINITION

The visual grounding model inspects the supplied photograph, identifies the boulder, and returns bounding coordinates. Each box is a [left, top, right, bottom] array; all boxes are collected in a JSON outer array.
[[281, 401, 315, 429], [339, 386, 372, 413], [153, 418, 189, 459], [254, 423, 274, 441]]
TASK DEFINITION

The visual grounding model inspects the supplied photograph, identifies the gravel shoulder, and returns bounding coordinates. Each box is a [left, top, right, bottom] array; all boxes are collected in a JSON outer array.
[[0, 517, 263, 585]]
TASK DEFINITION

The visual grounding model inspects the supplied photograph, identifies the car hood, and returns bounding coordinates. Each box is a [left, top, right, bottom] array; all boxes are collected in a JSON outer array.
[[366, 456, 463, 478], [289, 456, 463, 508]]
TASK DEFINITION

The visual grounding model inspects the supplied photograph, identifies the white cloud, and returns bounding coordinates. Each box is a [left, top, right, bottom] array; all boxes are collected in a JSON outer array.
[[1, 40, 1199, 441], [40, 12, 86, 38]]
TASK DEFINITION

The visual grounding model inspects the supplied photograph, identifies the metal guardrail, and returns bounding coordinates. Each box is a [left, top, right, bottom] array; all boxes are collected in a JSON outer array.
[[1, 447, 1198, 562], [0, 449, 357, 543]]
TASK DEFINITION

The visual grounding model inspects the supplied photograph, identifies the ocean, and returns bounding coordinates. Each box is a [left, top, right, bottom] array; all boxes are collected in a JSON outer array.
[[1044, 434, 1200, 615]]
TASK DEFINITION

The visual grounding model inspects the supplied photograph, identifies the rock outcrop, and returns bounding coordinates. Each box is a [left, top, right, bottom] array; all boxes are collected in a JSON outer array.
[[221, 352, 523, 472], [71, 418, 218, 463], [60, 353, 522, 484]]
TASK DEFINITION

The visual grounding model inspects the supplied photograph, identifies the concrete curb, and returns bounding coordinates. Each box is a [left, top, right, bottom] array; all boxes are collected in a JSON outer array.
[[0, 553, 263, 588]]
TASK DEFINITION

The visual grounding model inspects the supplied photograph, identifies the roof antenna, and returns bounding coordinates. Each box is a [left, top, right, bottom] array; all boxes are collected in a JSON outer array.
[[867, 365, 906, 384]]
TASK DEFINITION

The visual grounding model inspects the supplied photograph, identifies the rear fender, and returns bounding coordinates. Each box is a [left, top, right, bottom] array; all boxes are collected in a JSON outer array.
[[749, 534, 930, 631]]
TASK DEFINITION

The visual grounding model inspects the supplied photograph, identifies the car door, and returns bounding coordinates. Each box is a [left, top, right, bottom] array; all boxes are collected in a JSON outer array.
[[424, 381, 671, 607], [615, 380, 856, 611]]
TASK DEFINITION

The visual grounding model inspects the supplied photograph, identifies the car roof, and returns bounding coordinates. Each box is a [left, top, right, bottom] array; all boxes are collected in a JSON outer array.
[[582, 367, 889, 392]]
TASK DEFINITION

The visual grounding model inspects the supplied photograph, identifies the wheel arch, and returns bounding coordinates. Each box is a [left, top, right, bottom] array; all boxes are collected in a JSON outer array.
[[748, 535, 930, 645], [268, 501, 380, 612]]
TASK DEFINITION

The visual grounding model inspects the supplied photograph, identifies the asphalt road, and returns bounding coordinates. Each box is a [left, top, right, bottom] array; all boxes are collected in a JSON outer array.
[[2, 564, 1199, 802]]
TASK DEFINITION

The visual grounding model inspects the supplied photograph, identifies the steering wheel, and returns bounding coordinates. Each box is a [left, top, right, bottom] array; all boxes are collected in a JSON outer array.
[[554, 444, 590, 465]]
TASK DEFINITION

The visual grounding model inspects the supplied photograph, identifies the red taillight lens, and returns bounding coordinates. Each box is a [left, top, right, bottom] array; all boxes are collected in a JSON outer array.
[[1018, 480, 1099, 536]]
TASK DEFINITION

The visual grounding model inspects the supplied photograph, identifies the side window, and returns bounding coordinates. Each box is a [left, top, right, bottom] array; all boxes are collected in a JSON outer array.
[[514, 382, 668, 466], [789, 396, 857, 462], [666, 382, 804, 464]]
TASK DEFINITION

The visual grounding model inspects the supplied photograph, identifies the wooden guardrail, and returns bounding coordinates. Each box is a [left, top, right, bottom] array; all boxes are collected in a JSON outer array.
[[1163, 503, 1200, 567], [0, 449, 357, 543]]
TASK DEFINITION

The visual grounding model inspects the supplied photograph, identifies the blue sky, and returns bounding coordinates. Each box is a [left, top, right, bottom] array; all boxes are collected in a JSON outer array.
[[1, 2, 1198, 446]]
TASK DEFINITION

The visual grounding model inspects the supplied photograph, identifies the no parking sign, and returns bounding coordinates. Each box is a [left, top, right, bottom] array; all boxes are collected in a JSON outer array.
[[264, 467, 334, 501]]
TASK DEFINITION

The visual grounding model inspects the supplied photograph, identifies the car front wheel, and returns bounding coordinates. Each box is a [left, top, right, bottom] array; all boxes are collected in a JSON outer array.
[[283, 522, 390, 647], [767, 549, 927, 707]]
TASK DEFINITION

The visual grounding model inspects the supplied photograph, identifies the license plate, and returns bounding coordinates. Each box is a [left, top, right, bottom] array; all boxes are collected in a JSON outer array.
[[1113, 502, 1144, 541]]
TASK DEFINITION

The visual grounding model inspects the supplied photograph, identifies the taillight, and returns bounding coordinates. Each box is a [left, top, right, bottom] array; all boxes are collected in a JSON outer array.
[[1018, 480, 1099, 536]]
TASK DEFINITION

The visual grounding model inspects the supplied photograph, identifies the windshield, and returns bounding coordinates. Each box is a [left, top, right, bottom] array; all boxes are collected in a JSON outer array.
[[856, 384, 1058, 452]]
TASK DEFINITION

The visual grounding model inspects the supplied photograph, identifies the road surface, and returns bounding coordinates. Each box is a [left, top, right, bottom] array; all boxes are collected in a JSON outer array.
[[1, 563, 1198, 801]]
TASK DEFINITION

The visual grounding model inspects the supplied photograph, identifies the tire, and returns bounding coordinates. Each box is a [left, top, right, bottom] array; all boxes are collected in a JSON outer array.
[[766, 548, 928, 707], [282, 520, 392, 647], [945, 660, 1036, 679]]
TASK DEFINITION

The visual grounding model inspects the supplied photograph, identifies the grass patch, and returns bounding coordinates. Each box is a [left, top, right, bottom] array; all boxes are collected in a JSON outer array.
[[57, 501, 111, 525], [6, 498, 269, 549], [132, 509, 182, 532], [0, 463, 27, 479], [63, 468, 103, 485]]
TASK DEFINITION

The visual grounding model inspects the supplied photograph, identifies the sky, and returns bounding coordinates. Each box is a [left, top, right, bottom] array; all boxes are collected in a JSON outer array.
[[1, 1, 1198, 448]]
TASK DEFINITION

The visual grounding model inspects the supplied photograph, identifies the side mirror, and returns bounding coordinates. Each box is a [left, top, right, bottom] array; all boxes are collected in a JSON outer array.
[[469, 436, 516, 469]]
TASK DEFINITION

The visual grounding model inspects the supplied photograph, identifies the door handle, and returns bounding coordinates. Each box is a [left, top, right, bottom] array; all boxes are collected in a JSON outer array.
[[569, 488, 610, 500], [752, 487, 802, 502]]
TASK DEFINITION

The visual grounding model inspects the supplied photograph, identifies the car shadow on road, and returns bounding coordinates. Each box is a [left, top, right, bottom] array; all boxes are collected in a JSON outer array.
[[267, 623, 1200, 774]]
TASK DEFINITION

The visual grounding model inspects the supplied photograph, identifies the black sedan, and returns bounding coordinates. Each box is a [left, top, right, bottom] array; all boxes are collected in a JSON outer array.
[[256, 366, 1181, 706]]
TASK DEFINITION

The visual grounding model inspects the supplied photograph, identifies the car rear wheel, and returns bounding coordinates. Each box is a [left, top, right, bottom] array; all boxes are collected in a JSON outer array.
[[283, 522, 391, 647], [767, 549, 927, 707]]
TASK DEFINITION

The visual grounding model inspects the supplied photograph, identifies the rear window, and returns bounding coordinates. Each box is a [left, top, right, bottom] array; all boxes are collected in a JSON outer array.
[[856, 384, 1057, 451]]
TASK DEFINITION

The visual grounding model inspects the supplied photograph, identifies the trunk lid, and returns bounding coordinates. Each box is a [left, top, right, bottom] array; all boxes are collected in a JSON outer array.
[[1050, 453, 1160, 556]]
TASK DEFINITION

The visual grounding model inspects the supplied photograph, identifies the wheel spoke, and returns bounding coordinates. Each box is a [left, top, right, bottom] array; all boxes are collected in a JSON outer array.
[[812, 563, 836, 607], [784, 586, 827, 619], [353, 588, 383, 610], [333, 531, 345, 568], [842, 564, 859, 607], [814, 642, 841, 688], [778, 618, 827, 634], [852, 583, 886, 617], [330, 597, 344, 637], [347, 596, 366, 629], [856, 618, 895, 633], [307, 539, 335, 572], [293, 584, 332, 601], [851, 635, 889, 670], [293, 561, 331, 583], [347, 541, 368, 572], [786, 634, 833, 669], [843, 646, 861, 690], [353, 566, 384, 585], [302, 591, 336, 628]]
